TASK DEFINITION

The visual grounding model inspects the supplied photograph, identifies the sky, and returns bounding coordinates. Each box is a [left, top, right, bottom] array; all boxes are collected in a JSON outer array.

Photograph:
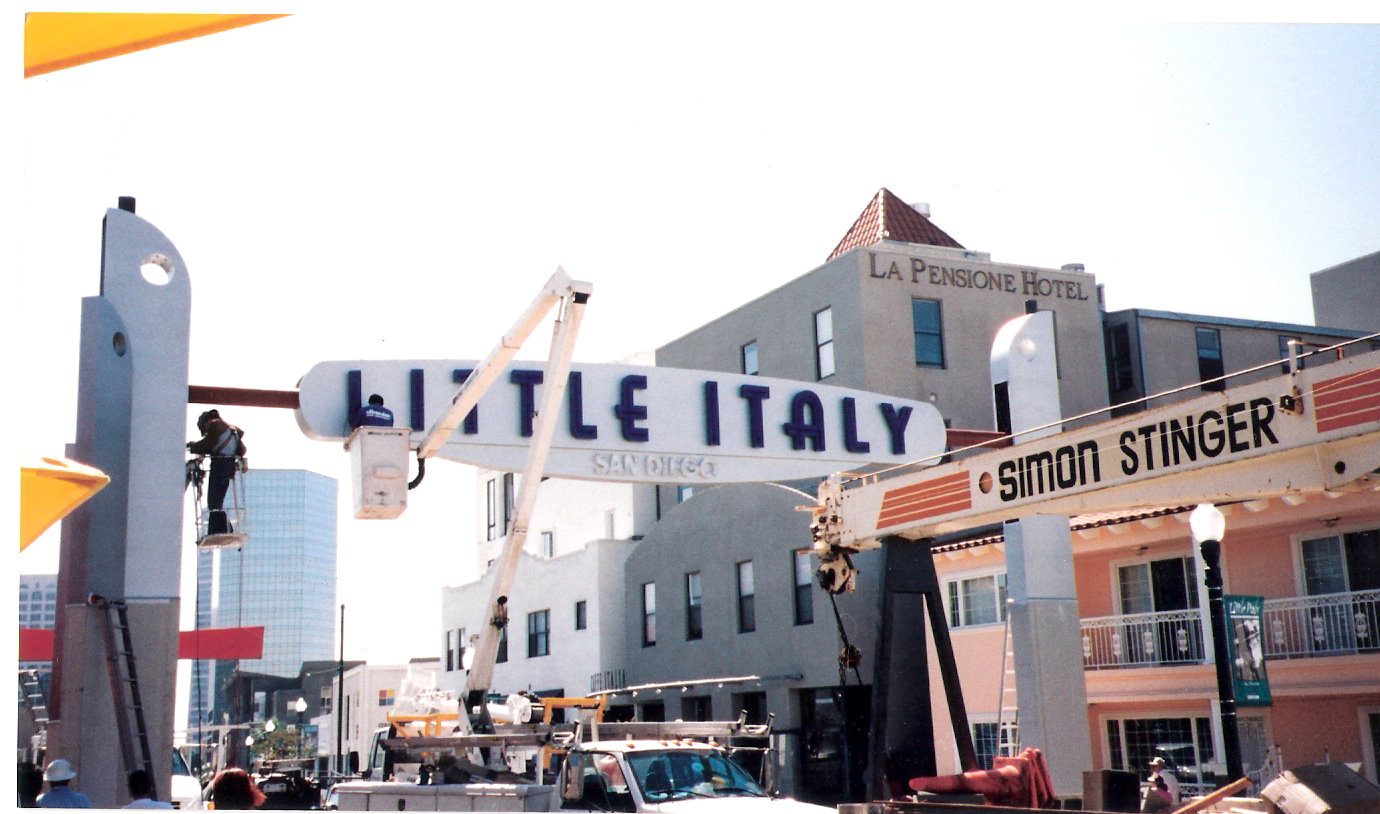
[[11, 7, 1380, 730]]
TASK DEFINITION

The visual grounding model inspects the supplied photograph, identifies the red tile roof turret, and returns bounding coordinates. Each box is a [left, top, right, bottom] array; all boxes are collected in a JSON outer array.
[[827, 187, 964, 260]]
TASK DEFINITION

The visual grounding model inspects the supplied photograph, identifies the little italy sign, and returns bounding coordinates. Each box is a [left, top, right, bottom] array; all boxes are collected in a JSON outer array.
[[296, 361, 947, 484]]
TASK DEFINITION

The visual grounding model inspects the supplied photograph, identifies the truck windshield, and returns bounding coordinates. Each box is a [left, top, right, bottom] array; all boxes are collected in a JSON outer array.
[[625, 749, 766, 802]]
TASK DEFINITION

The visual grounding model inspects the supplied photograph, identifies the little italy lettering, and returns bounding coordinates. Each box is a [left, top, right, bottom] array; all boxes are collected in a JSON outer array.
[[295, 360, 948, 484], [992, 397, 1281, 502], [869, 253, 1092, 301]]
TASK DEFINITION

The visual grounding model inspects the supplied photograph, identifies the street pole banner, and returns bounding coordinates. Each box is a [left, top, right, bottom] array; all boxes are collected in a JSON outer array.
[[1225, 594, 1271, 706]]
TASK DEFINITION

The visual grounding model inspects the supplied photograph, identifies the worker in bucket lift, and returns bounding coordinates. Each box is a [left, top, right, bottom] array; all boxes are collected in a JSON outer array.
[[352, 393, 395, 428], [187, 409, 247, 534]]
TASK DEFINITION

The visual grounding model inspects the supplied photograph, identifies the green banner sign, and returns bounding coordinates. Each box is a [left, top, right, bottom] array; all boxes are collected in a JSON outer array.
[[1225, 594, 1271, 706]]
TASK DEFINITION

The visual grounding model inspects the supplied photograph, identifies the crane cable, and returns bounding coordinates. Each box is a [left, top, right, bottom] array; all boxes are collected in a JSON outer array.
[[826, 591, 863, 686]]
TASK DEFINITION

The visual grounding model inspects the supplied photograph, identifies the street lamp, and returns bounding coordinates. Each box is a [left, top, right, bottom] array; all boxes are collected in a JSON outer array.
[[1190, 503, 1244, 784], [294, 697, 308, 760]]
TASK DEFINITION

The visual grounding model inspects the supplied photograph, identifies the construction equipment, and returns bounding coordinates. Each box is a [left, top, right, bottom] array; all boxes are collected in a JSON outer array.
[[908, 747, 1055, 809], [89, 593, 157, 800], [810, 335, 1380, 802]]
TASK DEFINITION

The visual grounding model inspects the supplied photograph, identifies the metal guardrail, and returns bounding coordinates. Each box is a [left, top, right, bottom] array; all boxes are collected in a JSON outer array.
[[1260, 589, 1380, 658], [1078, 589, 1380, 669], [1080, 608, 1205, 669]]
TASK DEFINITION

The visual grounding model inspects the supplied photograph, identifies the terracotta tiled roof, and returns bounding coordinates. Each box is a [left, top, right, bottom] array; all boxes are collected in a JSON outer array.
[[827, 187, 964, 260]]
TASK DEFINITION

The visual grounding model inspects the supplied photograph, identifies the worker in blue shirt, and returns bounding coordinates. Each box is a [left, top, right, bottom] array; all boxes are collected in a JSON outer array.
[[353, 394, 395, 428], [38, 759, 91, 808]]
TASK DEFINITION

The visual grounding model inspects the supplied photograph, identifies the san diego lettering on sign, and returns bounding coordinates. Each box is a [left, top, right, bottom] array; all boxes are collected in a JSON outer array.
[[990, 396, 1281, 502], [868, 252, 1092, 301]]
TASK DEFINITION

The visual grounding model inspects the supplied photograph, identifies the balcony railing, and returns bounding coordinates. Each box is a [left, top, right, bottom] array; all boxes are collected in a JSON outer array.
[[1079, 589, 1380, 670], [1081, 608, 1205, 669], [1260, 589, 1380, 659]]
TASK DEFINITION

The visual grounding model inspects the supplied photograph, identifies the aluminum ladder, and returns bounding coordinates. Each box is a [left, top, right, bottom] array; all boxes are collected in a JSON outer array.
[[91, 595, 157, 797]]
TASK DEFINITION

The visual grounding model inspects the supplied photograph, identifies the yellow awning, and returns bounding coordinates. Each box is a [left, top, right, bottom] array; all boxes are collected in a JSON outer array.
[[24, 12, 288, 78], [20, 452, 110, 551]]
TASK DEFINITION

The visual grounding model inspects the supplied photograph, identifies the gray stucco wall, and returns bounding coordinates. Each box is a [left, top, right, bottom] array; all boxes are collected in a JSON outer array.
[[1311, 251, 1380, 332], [657, 242, 1110, 434], [619, 483, 882, 730]]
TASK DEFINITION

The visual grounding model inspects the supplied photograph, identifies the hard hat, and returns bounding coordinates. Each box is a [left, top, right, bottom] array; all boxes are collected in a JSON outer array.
[[44, 759, 77, 782]]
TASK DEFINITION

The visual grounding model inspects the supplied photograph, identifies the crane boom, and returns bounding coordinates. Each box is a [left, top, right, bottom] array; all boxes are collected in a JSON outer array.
[[815, 351, 1380, 552]]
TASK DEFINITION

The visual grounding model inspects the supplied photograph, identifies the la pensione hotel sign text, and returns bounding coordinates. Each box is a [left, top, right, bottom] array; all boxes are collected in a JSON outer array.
[[867, 251, 1093, 301]]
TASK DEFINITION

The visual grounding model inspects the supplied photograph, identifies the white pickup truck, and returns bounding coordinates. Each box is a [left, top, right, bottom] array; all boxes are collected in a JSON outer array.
[[334, 735, 833, 813]]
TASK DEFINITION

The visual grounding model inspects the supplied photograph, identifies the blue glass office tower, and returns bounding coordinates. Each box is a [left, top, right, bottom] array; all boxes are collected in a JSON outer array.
[[187, 469, 337, 730]]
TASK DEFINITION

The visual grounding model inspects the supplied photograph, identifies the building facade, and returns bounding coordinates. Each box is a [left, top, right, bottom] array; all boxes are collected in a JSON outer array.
[[442, 471, 650, 701], [186, 469, 339, 733], [439, 189, 1380, 801], [1310, 250, 1379, 333]]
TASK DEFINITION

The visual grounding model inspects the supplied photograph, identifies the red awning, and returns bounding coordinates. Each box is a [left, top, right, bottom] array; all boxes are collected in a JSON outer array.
[[19, 626, 264, 661]]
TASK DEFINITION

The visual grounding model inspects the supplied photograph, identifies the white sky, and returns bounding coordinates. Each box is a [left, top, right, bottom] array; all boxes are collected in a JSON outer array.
[[11, 7, 1380, 722]]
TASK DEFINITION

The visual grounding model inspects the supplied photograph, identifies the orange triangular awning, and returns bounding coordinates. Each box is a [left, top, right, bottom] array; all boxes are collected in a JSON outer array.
[[20, 453, 109, 551], [24, 12, 288, 78]]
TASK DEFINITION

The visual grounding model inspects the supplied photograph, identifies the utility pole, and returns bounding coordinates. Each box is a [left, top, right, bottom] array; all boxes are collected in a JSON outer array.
[[336, 604, 345, 777]]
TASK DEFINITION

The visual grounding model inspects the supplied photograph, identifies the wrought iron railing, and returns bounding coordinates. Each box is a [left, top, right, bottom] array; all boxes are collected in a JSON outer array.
[[1260, 589, 1380, 658], [1078, 589, 1380, 669], [1080, 608, 1205, 669]]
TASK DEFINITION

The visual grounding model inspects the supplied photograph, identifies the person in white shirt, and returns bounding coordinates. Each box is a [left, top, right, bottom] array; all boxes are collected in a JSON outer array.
[[1148, 757, 1180, 804]]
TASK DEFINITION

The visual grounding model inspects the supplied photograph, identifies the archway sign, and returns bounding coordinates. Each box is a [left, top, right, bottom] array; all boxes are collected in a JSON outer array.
[[296, 361, 947, 484]]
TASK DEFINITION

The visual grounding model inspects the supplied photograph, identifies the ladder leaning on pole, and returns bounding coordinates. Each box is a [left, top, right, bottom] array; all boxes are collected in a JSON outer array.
[[19, 668, 50, 761], [89, 594, 157, 798], [993, 600, 1019, 762]]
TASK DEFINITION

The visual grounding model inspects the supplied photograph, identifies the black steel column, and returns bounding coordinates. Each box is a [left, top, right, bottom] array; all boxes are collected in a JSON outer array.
[[866, 537, 976, 800], [1199, 538, 1244, 782]]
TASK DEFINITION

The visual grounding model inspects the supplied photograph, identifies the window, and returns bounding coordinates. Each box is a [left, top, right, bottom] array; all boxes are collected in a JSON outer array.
[[686, 572, 703, 640], [677, 485, 694, 503], [946, 572, 1008, 628], [973, 721, 1019, 769], [486, 478, 498, 540], [319, 689, 332, 712], [642, 582, 657, 647], [912, 298, 945, 368], [737, 561, 756, 633], [445, 629, 459, 671], [1302, 529, 1380, 594], [541, 531, 554, 558], [378, 689, 395, 707], [1115, 556, 1203, 663], [639, 701, 666, 722], [528, 609, 550, 657], [741, 341, 759, 375], [1106, 716, 1218, 791], [1118, 557, 1199, 613], [1279, 335, 1303, 374], [814, 307, 835, 379], [1196, 327, 1224, 391], [793, 549, 815, 625], [502, 473, 515, 534], [682, 696, 712, 721], [496, 627, 508, 663], [1107, 323, 1134, 393], [574, 600, 587, 631]]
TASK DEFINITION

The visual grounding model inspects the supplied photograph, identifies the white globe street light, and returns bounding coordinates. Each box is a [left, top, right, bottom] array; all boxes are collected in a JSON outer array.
[[1188, 503, 1243, 784]]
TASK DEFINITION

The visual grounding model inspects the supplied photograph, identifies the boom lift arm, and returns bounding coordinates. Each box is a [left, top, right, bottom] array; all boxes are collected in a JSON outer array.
[[410, 268, 594, 734], [812, 347, 1380, 581]]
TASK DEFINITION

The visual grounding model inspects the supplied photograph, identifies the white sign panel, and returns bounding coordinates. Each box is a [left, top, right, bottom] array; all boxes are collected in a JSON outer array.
[[296, 360, 947, 483]]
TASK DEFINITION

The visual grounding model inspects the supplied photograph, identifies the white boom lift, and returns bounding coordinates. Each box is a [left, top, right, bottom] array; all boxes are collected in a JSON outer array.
[[415, 267, 593, 726]]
